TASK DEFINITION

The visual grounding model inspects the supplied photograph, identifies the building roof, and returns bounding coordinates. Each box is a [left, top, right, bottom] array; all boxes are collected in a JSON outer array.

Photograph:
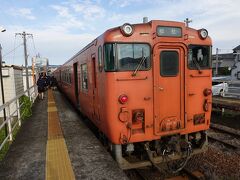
[[212, 53, 236, 68], [212, 53, 235, 60], [233, 45, 240, 52], [2, 65, 23, 70]]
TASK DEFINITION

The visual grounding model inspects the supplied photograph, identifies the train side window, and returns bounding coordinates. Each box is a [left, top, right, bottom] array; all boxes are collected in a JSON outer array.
[[69, 69, 72, 84], [66, 70, 68, 82], [65, 70, 67, 82], [65, 71, 67, 82], [160, 51, 179, 77], [81, 64, 88, 90], [98, 46, 103, 72], [104, 43, 116, 71]]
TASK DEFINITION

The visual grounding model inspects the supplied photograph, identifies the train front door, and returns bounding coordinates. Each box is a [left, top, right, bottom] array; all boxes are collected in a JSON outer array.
[[153, 44, 185, 135]]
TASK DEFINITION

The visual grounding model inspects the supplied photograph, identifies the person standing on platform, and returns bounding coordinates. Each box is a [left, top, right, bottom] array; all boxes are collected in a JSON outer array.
[[46, 75, 51, 89], [50, 76, 57, 90], [37, 75, 46, 99]]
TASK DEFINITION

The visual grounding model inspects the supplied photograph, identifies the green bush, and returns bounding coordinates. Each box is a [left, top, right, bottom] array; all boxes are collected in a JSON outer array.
[[0, 128, 10, 161], [19, 95, 32, 120]]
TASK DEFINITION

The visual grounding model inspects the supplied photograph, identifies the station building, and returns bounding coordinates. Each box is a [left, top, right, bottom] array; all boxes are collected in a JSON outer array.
[[212, 45, 240, 78]]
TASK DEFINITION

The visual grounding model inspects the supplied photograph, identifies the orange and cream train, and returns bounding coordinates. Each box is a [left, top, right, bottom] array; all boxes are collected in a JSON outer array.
[[54, 19, 212, 170]]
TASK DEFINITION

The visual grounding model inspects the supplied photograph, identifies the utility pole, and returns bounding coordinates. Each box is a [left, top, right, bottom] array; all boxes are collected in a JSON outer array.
[[216, 48, 219, 76], [0, 44, 8, 136], [16, 32, 33, 96]]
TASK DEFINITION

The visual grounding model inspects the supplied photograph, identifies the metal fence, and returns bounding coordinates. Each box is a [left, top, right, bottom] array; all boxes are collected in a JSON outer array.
[[0, 85, 38, 151]]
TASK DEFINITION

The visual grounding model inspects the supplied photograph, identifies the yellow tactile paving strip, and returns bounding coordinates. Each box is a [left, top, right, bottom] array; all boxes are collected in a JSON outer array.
[[48, 112, 63, 139], [48, 106, 57, 112], [46, 89, 75, 180]]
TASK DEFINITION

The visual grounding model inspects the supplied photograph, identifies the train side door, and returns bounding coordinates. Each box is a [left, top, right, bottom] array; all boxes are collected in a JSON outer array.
[[91, 55, 99, 122], [59, 70, 62, 86], [73, 63, 79, 106], [153, 45, 185, 135]]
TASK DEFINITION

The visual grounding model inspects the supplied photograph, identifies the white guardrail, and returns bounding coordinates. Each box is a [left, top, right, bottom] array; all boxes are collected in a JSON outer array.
[[0, 85, 38, 151]]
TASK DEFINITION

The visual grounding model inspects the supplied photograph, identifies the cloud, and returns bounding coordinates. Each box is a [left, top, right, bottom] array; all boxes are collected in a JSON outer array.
[[50, 1, 106, 32], [51, 5, 72, 18], [71, 1, 105, 20], [1, 25, 96, 65], [34, 30, 96, 65], [9, 8, 36, 20], [50, 4, 84, 31], [2, 0, 240, 66], [109, 0, 144, 8], [106, 0, 240, 52]]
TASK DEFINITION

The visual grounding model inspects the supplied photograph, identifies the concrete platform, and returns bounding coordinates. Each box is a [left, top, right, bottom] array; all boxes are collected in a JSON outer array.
[[0, 90, 128, 180], [54, 90, 128, 180], [0, 96, 47, 179]]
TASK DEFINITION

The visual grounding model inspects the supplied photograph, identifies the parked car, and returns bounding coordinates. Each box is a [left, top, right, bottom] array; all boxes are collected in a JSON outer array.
[[212, 81, 228, 96]]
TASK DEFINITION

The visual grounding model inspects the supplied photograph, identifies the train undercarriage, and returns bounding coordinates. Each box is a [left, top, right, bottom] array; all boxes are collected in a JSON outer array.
[[110, 131, 208, 171]]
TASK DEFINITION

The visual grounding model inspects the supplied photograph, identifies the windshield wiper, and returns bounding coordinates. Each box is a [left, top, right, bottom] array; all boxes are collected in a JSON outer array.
[[192, 58, 202, 74], [132, 56, 146, 77], [132, 48, 146, 77]]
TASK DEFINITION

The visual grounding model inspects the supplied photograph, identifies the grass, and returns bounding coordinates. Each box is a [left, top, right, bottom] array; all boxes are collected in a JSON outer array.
[[0, 121, 22, 161], [0, 127, 10, 161]]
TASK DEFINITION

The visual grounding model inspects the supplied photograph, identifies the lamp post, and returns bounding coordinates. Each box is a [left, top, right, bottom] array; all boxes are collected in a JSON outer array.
[[0, 26, 6, 32], [0, 27, 8, 137]]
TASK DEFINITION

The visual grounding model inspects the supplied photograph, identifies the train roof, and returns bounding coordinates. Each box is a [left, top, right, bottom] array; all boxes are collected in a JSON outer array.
[[61, 19, 210, 67]]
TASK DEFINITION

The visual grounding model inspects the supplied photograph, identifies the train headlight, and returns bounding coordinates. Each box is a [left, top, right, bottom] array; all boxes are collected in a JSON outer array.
[[120, 23, 134, 36], [198, 29, 208, 39]]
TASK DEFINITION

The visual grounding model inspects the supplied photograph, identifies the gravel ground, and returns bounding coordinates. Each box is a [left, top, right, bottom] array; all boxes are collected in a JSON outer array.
[[186, 146, 240, 179], [126, 111, 240, 180], [185, 111, 240, 179]]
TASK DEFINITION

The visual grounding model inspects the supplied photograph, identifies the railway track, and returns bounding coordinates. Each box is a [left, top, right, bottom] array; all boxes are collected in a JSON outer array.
[[125, 167, 205, 180], [210, 123, 240, 138], [208, 123, 240, 150]]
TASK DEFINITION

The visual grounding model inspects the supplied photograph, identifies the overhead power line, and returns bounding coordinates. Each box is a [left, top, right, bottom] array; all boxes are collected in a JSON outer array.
[[30, 36, 37, 56], [2, 43, 23, 58]]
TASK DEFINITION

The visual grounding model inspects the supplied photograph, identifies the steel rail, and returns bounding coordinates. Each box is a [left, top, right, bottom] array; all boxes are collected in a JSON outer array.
[[208, 135, 240, 149], [210, 123, 240, 138], [182, 169, 205, 180]]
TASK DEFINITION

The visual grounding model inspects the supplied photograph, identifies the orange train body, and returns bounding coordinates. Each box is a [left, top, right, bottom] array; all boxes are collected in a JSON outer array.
[[54, 20, 212, 169]]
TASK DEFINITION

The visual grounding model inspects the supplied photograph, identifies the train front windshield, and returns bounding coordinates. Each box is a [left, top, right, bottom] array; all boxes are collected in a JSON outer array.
[[188, 45, 211, 69], [104, 43, 151, 71]]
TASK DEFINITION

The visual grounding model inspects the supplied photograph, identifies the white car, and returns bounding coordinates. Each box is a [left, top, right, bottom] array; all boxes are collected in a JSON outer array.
[[212, 82, 228, 96]]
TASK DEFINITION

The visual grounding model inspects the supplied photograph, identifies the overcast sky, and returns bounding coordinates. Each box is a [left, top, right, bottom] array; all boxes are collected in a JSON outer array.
[[0, 0, 240, 65]]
